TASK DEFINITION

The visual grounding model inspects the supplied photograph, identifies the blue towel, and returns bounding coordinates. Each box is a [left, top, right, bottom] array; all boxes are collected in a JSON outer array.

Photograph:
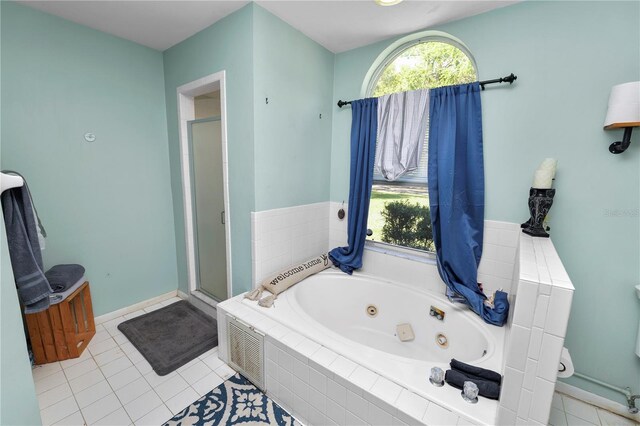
[[46, 264, 85, 293], [1, 182, 52, 313], [445, 369, 501, 400], [450, 358, 502, 384]]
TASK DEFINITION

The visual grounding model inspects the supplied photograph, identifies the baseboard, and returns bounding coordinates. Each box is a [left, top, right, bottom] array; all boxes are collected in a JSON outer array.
[[94, 290, 178, 324], [555, 381, 640, 422], [181, 290, 217, 319]]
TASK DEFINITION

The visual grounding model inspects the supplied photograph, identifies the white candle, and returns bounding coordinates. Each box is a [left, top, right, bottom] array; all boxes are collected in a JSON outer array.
[[538, 158, 558, 178], [533, 169, 553, 189]]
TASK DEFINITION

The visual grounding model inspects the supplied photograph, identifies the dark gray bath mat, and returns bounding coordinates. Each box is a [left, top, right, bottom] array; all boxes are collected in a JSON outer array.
[[118, 300, 218, 376]]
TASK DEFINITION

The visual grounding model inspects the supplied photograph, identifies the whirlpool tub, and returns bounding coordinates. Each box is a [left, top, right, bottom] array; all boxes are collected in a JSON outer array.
[[236, 268, 507, 424], [289, 270, 499, 365]]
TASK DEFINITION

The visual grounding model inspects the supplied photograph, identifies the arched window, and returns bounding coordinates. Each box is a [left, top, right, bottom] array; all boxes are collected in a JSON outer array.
[[365, 35, 477, 253], [368, 39, 477, 97]]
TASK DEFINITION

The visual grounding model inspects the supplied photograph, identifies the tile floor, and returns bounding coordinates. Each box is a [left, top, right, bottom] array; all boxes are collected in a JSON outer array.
[[31, 296, 637, 426], [550, 392, 639, 426], [32, 297, 236, 426]]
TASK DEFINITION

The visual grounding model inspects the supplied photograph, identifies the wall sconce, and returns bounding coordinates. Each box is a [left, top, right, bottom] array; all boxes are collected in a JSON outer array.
[[604, 81, 640, 154]]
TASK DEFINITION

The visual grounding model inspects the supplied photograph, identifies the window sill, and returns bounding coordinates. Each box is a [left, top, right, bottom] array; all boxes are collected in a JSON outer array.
[[364, 240, 437, 265]]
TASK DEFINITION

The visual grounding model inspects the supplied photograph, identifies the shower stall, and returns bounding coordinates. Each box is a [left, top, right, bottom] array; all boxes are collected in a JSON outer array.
[[188, 116, 228, 302]]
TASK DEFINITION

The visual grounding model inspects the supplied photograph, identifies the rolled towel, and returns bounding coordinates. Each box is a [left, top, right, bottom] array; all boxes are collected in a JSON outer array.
[[450, 359, 502, 384], [444, 369, 501, 400], [45, 264, 85, 293]]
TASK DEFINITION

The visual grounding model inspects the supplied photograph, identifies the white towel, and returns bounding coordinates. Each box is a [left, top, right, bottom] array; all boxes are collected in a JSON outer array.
[[375, 89, 430, 181]]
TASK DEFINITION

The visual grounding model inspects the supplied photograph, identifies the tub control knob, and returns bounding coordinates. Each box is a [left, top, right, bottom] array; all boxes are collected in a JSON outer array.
[[429, 367, 445, 387], [462, 381, 479, 404], [429, 306, 445, 321]]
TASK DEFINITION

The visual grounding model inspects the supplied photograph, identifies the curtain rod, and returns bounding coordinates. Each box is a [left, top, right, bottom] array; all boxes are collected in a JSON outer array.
[[337, 73, 517, 108]]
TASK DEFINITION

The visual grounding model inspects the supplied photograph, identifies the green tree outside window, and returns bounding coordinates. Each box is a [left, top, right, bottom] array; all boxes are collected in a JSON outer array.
[[367, 39, 475, 252]]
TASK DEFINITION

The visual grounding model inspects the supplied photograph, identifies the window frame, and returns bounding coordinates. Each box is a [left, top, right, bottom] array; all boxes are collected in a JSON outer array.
[[363, 32, 477, 263], [364, 35, 478, 98], [366, 182, 435, 264]]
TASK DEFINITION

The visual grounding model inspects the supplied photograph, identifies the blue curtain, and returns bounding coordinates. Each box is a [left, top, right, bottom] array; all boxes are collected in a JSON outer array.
[[329, 98, 378, 274], [428, 82, 509, 326]]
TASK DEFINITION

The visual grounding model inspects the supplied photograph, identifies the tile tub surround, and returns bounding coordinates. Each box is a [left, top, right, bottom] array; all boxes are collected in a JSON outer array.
[[217, 297, 490, 425], [255, 200, 520, 300], [234, 267, 506, 419], [239, 216, 573, 425], [328, 200, 349, 250], [331, 201, 521, 298], [355, 219, 520, 300], [496, 235, 575, 425], [251, 202, 330, 287]]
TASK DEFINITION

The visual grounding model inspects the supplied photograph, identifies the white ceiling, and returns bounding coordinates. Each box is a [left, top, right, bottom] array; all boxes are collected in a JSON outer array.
[[19, 1, 516, 53], [18, 1, 250, 51], [257, 1, 517, 53]]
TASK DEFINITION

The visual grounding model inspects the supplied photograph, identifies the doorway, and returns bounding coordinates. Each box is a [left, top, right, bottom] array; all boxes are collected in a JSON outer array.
[[176, 71, 232, 307]]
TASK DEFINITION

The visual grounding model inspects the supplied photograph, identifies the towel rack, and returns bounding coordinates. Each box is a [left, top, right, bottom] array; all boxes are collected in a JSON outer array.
[[1, 172, 24, 194]]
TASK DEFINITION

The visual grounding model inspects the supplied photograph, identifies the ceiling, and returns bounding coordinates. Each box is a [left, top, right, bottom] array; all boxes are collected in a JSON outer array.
[[19, 1, 517, 53], [18, 1, 250, 51], [257, 1, 516, 53]]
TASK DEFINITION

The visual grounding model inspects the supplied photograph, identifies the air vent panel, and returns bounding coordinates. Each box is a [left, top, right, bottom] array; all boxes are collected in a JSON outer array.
[[226, 315, 265, 390]]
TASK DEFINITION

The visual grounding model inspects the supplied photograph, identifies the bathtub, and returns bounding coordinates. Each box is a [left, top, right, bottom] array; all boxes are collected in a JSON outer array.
[[240, 268, 507, 424]]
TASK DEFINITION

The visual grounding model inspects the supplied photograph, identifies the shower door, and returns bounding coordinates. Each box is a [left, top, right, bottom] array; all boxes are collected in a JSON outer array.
[[188, 117, 228, 302]]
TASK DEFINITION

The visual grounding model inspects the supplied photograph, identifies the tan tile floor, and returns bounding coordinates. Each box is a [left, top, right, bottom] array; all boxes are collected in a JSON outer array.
[[550, 392, 639, 426], [32, 297, 235, 426], [31, 296, 639, 426]]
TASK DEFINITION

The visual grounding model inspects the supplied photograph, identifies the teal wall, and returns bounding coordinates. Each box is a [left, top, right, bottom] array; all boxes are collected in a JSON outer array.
[[1, 223, 41, 425], [252, 5, 334, 211], [1, 2, 178, 316], [1, 4, 178, 421], [163, 4, 334, 295], [0, 220, 40, 426], [330, 1, 640, 404], [0, 6, 41, 421], [1, 0, 637, 412], [163, 4, 255, 296]]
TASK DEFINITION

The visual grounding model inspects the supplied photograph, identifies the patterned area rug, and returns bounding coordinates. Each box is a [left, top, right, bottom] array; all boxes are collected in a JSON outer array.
[[164, 373, 301, 426]]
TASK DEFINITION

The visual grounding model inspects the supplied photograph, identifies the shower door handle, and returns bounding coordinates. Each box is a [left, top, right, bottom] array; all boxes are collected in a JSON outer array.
[[221, 211, 225, 225]]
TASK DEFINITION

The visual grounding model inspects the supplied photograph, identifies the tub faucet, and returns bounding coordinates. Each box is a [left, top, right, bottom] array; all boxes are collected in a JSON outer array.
[[430, 306, 445, 321], [429, 367, 445, 387], [462, 381, 479, 404]]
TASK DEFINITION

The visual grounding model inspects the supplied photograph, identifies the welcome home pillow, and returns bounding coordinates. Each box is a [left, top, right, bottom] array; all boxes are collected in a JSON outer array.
[[244, 253, 330, 307]]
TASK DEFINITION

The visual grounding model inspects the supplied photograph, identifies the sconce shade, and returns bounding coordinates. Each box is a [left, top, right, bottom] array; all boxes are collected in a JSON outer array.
[[604, 81, 640, 129]]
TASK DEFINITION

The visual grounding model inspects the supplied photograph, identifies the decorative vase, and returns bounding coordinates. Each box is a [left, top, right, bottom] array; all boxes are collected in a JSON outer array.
[[520, 188, 536, 229], [522, 188, 555, 238]]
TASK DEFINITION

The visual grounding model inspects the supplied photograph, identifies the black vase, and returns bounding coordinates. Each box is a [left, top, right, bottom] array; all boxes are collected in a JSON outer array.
[[522, 188, 555, 238], [520, 188, 537, 229]]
